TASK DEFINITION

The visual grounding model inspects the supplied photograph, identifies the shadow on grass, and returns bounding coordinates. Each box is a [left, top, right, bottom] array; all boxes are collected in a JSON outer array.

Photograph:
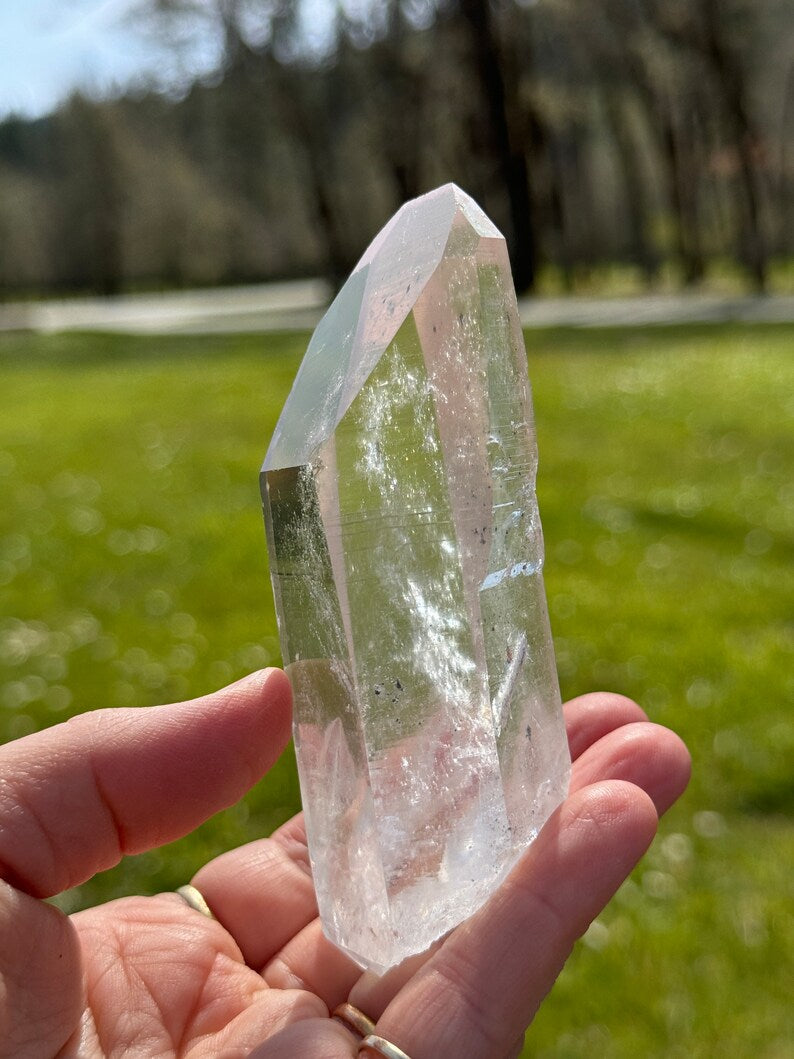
[[740, 775, 794, 816], [632, 506, 794, 561]]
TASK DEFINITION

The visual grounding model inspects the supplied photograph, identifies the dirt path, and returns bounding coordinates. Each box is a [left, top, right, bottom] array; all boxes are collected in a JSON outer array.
[[1, 283, 792, 334]]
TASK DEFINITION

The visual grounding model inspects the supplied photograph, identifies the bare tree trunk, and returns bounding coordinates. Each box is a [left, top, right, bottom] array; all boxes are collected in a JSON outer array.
[[612, 43, 706, 282], [91, 130, 125, 297], [370, 1, 426, 205], [57, 99, 125, 295], [458, 0, 536, 291], [601, 90, 659, 283], [781, 61, 794, 257], [662, 106, 706, 286], [271, 64, 351, 286], [700, 0, 767, 289], [545, 128, 575, 291]]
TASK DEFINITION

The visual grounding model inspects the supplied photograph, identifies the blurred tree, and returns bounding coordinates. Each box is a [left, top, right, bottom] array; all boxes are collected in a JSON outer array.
[[344, 0, 427, 205], [0, 0, 791, 298], [650, 0, 771, 289], [457, 0, 536, 290], [594, 0, 707, 284], [0, 166, 51, 292], [0, 116, 54, 292], [50, 96, 127, 295]]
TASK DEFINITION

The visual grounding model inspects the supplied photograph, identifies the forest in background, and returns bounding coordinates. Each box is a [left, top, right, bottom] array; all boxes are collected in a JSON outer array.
[[0, 0, 792, 298]]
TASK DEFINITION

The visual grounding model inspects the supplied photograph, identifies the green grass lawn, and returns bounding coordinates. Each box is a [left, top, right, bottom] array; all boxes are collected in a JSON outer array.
[[0, 324, 792, 1056]]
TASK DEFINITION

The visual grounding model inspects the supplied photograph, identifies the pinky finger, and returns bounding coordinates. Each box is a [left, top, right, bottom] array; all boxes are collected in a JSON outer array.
[[249, 1017, 357, 1058]]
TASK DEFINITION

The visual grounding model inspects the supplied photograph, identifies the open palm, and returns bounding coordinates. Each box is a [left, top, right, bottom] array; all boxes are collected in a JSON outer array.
[[0, 670, 689, 1059]]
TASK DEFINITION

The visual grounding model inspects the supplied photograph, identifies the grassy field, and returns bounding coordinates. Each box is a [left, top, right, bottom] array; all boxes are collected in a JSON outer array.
[[0, 324, 791, 1056]]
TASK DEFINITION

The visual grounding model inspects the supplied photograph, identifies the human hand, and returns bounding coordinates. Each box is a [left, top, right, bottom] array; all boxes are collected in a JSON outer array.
[[0, 672, 689, 1058]]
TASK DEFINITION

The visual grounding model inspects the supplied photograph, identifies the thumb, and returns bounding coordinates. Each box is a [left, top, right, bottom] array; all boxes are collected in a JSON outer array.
[[0, 881, 82, 1058], [0, 669, 291, 1058], [0, 668, 292, 898]]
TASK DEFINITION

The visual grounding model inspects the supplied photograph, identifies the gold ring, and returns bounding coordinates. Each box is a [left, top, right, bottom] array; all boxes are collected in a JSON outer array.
[[175, 884, 215, 919], [359, 1034, 413, 1059], [332, 1003, 377, 1038]]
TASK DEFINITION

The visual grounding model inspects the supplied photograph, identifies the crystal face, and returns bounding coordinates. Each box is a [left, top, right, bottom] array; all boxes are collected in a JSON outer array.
[[261, 183, 570, 974]]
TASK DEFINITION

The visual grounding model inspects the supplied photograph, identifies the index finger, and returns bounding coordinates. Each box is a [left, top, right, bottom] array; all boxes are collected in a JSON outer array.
[[0, 669, 292, 897]]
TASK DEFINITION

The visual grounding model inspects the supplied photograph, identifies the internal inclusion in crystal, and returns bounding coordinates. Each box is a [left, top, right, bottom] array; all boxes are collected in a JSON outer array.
[[262, 183, 570, 974]]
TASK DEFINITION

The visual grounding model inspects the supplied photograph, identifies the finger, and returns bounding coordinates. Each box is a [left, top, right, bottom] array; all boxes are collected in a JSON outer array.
[[192, 813, 322, 970], [369, 781, 658, 1059], [0, 880, 82, 1058], [346, 941, 445, 1021], [0, 669, 292, 897], [196, 813, 364, 1006], [563, 691, 648, 761], [248, 1017, 357, 1058], [570, 720, 691, 815], [505, 1035, 526, 1059], [262, 917, 363, 1009]]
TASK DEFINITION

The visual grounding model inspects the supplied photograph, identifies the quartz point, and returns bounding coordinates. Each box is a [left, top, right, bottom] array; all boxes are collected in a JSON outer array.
[[261, 183, 570, 974]]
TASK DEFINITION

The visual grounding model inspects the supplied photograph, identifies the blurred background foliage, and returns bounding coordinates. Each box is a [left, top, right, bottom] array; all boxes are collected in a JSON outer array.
[[0, 0, 792, 298], [0, 323, 792, 1056]]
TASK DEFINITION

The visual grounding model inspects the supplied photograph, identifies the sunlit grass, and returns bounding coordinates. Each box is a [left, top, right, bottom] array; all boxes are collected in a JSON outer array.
[[0, 324, 792, 1056], [527, 325, 794, 1058]]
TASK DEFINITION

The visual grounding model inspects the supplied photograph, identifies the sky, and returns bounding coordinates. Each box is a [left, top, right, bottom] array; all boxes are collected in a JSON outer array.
[[0, 0, 221, 120], [0, 0, 342, 121]]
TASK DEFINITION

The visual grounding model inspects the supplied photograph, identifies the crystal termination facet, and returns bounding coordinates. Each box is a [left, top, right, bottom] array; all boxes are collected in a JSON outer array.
[[262, 183, 570, 974]]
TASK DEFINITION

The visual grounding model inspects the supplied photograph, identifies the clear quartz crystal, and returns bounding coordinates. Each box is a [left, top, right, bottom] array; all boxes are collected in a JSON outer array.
[[261, 183, 570, 974]]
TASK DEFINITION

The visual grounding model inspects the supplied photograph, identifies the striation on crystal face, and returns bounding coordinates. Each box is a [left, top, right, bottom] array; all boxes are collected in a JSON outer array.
[[261, 183, 570, 974]]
